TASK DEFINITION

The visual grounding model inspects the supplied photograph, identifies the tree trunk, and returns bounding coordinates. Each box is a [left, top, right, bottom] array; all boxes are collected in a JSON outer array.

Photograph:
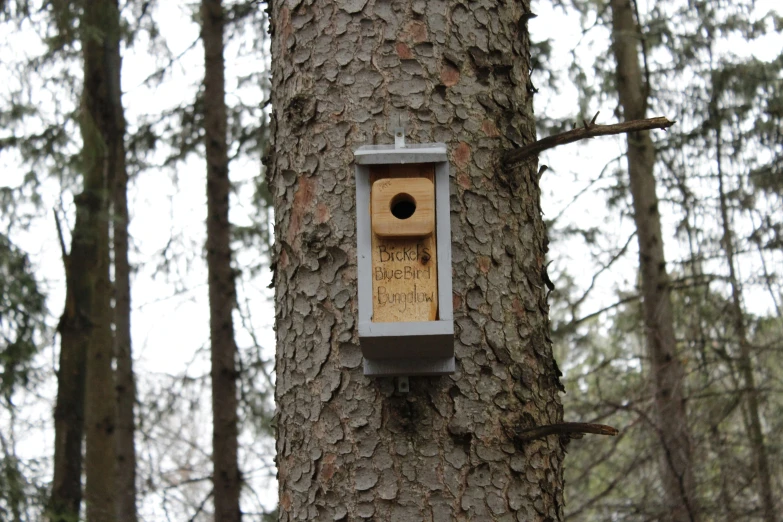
[[269, 1, 565, 520], [609, 1, 699, 521], [111, 11, 138, 522], [49, 215, 88, 522], [202, 1, 241, 520], [714, 125, 776, 522], [80, 0, 120, 519]]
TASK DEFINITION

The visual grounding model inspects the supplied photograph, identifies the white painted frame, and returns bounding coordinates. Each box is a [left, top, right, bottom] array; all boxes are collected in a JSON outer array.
[[355, 143, 455, 376]]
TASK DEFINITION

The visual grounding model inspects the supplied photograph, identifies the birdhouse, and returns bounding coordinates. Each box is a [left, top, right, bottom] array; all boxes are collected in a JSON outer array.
[[354, 140, 455, 376]]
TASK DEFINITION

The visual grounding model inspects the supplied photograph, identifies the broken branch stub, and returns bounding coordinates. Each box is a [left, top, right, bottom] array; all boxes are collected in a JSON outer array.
[[503, 116, 675, 166]]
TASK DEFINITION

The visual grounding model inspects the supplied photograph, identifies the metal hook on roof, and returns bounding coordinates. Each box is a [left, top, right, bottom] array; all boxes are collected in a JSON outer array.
[[393, 114, 406, 149]]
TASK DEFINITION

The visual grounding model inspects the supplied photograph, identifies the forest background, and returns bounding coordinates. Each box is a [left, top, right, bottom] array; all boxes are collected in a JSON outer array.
[[0, 0, 780, 520]]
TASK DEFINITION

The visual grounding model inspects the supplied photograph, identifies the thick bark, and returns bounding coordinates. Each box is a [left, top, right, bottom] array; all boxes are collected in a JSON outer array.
[[610, 1, 699, 521], [80, 0, 120, 519], [269, 1, 564, 520], [714, 131, 776, 522], [111, 14, 138, 522], [202, 1, 241, 520]]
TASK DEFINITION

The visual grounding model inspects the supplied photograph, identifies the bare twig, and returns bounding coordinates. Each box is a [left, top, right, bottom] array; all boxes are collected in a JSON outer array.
[[566, 293, 640, 328], [503, 115, 675, 166], [568, 231, 636, 314], [135, 37, 200, 89], [186, 488, 214, 522], [53, 208, 69, 262], [514, 422, 619, 443]]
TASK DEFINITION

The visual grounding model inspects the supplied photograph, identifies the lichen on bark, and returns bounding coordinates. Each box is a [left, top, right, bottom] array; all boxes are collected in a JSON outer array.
[[269, 1, 565, 519]]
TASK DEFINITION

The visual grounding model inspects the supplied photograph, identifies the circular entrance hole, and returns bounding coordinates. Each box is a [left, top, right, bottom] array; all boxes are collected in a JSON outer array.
[[390, 193, 416, 220]]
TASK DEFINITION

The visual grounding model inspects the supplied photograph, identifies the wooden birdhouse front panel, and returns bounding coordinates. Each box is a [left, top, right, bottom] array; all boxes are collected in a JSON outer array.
[[369, 165, 438, 323], [354, 143, 454, 376]]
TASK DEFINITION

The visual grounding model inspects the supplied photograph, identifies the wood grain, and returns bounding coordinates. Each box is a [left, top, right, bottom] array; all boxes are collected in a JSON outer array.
[[370, 164, 438, 322], [371, 177, 435, 237]]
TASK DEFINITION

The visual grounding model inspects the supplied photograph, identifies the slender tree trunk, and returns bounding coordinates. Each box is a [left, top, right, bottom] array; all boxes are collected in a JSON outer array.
[[708, 413, 738, 520], [714, 125, 776, 522], [609, 1, 699, 521], [269, 1, 565, 520], [49, 220, 88, 522], [110, 12, 138, 522], [80, 0, 120, 519], [202, 1, 241, 520], [49, 0, 125, 518]]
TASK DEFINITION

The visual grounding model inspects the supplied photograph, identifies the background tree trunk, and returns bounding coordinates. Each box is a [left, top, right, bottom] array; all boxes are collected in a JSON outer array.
[[49, 205, 88, 522], [269, 1, 565, 520], [202, 1, 242, 520], [714, 123, 776, 522], [609, 1, 699, 520], [80, 0, 120, 519], [111, 10, 138, 522]]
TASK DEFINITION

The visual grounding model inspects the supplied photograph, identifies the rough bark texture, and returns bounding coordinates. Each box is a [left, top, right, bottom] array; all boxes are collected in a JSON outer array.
[[111, 15, 138, 522], [715, 133, 776, 522], [610, 1, 699, 521], [81, 0, 119, 519], [269, 1, 564, 520], [202, 1, 242, 520]]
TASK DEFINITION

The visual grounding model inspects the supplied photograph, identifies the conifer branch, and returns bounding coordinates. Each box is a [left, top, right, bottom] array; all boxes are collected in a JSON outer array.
[[503, 114, 675, 166]]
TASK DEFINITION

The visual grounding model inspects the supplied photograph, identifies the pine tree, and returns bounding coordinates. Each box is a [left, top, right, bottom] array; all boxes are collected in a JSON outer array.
[[202, 0, 242, 519], [79, 0, 124, 518], [268, 1, 568, 519], [539, 0, 782, 518], [609, 0, 699, 518]]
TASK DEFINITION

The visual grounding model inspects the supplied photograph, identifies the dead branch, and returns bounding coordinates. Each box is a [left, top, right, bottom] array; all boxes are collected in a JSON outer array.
[[53, 208, 69, 263], [503, 114, 675, 166], [514, 422, 619, 443]]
